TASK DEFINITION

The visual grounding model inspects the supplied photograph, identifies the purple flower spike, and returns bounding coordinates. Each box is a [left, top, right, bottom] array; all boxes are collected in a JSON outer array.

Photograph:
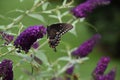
[[65, 65, 74, 75], [71, 0, 111, 18], [72, 34, 101, 58], [93, 68, 116, 80], [14, 25, 46, 53], [71, 1, 95, 18], [92, 57, 110, 79], [90, 0, 111, 6], [104, 68, 116, 80], [0, 59, 13, 80]]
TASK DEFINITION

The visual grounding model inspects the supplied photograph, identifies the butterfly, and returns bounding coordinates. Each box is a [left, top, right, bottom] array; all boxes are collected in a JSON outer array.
[[47, 23, 73, 52]]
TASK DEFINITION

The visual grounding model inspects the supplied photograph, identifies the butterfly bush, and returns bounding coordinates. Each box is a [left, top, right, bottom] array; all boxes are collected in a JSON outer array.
[[92, 57, 116, 80], [0, 59, 13, 80], [93, 57, 110, 76], [72, 34, 101, 57], [71, 0, 111, 18], [104, 68, 116, 80], [0, 0, 116, 80], [14, 25, 46, 53]]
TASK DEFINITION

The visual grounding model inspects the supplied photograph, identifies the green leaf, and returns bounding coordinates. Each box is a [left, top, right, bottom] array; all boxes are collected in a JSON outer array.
[[14, 15, 24, 22], [80, 18, 85, 22], [42, 2, 49, 11], [18, 23, 24, 35], [6, 9, 24, 14], [35, 51, 50, 66], [57, 56, 70, 61], [7, 44, 14, 51], [34, 0, 40, 6], [56, 10, 61, 17], [42, 11, 52, 14], [15, 9, 24, 13], [61, 11, 69, 17], [0, 15, 5, 19], [6, 23, 14, 29], [69, 19, 79, 36], [19, 0, 24, 2], [16, 53, 32, 62], [0, 25, 6, 30], [62, 0, 67, 5], [27, 13, 45, 23], [48, 15, 58, 19], [37, 71, 53, 78]]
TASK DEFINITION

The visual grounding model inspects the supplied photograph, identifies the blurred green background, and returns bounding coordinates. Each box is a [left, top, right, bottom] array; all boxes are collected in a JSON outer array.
[[0, 0, 120, 80]]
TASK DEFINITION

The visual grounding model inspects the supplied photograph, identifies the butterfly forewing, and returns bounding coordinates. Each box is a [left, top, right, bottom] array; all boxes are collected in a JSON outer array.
[[47, 23, 73, 51]]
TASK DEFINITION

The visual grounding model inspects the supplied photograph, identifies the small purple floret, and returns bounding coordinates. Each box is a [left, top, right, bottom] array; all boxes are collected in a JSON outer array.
[[32, 41, 39, 49], [65, 65, 74, 75]]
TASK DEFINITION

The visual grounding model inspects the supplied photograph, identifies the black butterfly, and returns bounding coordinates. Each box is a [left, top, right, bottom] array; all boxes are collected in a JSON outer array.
[[47, 23, 73, 52]]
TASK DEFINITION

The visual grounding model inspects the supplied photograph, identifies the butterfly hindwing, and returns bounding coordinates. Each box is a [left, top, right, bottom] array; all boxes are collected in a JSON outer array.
[[47, 23, 73, 51]]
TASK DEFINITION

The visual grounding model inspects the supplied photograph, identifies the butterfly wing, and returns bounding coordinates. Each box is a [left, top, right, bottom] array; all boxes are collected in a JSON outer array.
[[47, 23, 73, 51]]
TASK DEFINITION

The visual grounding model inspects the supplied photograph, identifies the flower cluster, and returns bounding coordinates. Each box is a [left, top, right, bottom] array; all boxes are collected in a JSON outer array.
[[0, 59, 13, 80], [0, 31, 14, 45], [72, 34, 101, 58], [14, 25, 46, 53], [92, 57, 116, 80], [90, 0, 111, 6], [93, 57, 110, 76], [71, 0, 111, 18]]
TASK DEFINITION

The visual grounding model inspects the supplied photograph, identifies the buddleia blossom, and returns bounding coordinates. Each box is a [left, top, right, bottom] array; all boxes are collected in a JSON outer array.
[[14, 25, 46, 53], [90, 0, 111, 6], [72, 34, 101, 58], [0, 31, 14, 45], [103, 68, 116, 80], [93, 68, 116, 80], [92, 57, 116, 80], [71, 1, 95, 18], [71, 0, 111, 18], [93, 57, 110, 77], [0, 59, 13, 80]]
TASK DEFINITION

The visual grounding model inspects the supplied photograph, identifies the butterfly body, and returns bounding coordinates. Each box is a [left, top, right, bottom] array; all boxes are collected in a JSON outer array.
[[47, 23, 73, 51]]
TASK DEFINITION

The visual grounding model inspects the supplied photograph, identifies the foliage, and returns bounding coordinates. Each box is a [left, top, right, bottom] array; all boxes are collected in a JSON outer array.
[[0, 0, 117, 80]]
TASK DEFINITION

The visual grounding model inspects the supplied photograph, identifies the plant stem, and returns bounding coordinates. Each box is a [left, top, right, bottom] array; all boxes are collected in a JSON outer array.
[[6, 0, 46, 30]]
